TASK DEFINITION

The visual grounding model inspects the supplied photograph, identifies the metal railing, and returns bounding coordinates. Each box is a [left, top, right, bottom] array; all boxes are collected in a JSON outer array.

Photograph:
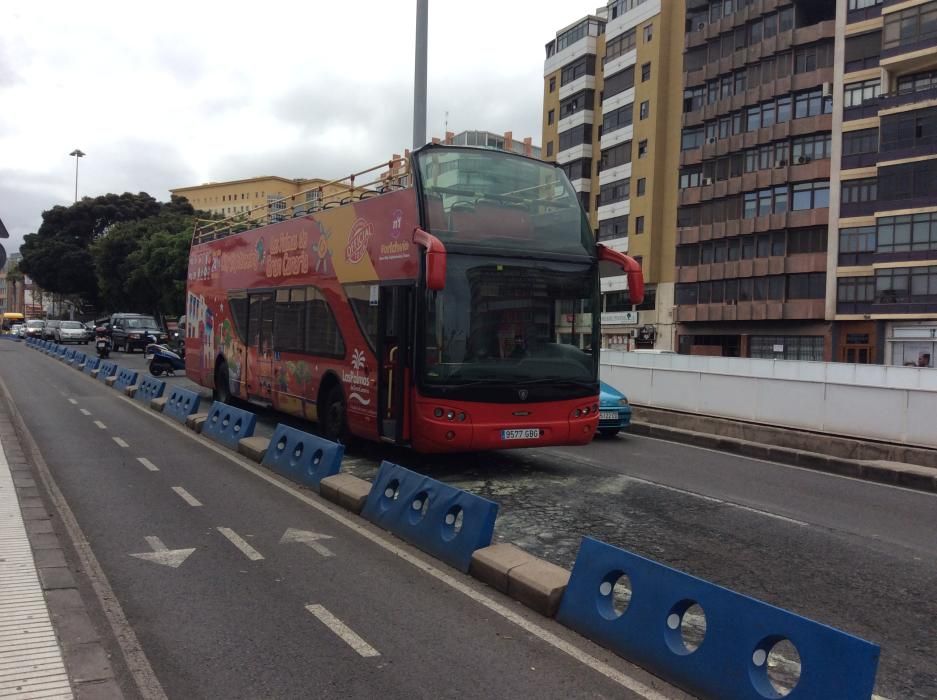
[[191, 156, 411, 245]]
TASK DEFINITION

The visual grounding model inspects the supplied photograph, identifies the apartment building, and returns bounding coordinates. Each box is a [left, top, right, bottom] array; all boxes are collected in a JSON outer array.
[[676, 0, 837, 361], [542, 0, 684, 351], [831, 0, 937, 368]]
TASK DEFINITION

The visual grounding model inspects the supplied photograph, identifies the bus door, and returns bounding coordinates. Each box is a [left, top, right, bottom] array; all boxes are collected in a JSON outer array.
[[377, 284, 413, 443], [247, 293, 275, 403]]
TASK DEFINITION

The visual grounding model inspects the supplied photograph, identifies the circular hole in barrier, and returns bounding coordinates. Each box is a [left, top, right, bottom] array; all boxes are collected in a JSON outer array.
[[383, 480, 400, 501], [233, 419, 242, 434], [408, 491, 430, 523], [292, 442, 303, 460], [664, 600, 706, 655], [596, 571, 632, 620], [312, 449, 323, 466], [221, 416, 229, 428], [276, 438, 287, 452], [211, 413, 220, 424], [441, 506, 464, 541], [749, 637, 801, 698]]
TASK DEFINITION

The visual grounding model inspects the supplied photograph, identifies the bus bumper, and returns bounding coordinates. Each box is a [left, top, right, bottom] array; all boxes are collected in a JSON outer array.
[[410, 394, 600, 453]]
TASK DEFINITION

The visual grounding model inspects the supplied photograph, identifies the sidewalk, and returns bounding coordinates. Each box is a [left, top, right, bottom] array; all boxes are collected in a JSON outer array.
[[0, 408, 120, 699]]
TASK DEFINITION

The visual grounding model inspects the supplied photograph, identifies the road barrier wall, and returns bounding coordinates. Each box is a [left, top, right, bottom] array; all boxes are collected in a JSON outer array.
[[601, 351, 937, 448], [134, 376, 166, 405], [112, 368, 138, 392], [262, 424, 344, 491], [163, 387, 201, 424], [556, 537, 880, 700], [96, 361, 117, 383], [83, 357, 100, 375], [202, 401, 256, 450], [362, 461, 498, 573]]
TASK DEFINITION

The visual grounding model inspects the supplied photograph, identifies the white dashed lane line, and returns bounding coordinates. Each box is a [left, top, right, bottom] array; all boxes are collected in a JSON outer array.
[[172, 487, 202, 507], [305, 604, 380, 658], [113, 437, 129, 448], [67, 398, 78, 405], [93, 421, 106, 430], [216, 527, 264, 561], [137, 458, 159, 472], [79, 409, 91, 416]]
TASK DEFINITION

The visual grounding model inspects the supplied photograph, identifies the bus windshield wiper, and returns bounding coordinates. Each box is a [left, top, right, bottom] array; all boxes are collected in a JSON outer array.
[[514, 377, 595, 388]]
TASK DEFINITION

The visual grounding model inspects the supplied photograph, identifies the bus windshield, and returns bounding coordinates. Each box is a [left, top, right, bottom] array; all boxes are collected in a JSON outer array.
[[415, 147, 595, 257], [422, 254, 598, 387]]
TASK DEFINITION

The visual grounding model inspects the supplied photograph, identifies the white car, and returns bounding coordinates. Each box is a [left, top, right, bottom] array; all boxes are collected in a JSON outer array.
[[11, 324, 25, 338], [55, 320, 90, 344]]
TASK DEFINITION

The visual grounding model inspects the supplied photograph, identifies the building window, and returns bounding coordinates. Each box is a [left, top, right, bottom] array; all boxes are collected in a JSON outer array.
[[787, 272, 827, 299], [639, 101, 649, 120], [547, 109, 555, 125], [880, 106, 937, 153], [878, 212, 937, 252], [842, 128, 878, 156], [841, 177, 877, 205], [643, 23, 653, 42], [561, 55, 596, 87], [546, 141, 554, 157], [598, 179, 631, 206], [844, 79, 880, 108], [602, 103, 634, 135], [599, 141, 632, 171], [641, 62, 651, 82], [549, 77, 556, 92], [558, 124, 593, 151], [605, 28, 637, 63], [635, 216, 645, 234], [791, 181, 830, 210], [791, 133, 832, 163], [598, 215, 629, 241], [883, 2, 937, 51], [878, 159, 937, 202], [638, 139, 648, 158], [875, 266, 937, 302], [681, 128, 704, 150], [604, 66, 635, 99], [749, 336, 825, 362], [837, 276, 875, 303], [637, 178, 646, 196]]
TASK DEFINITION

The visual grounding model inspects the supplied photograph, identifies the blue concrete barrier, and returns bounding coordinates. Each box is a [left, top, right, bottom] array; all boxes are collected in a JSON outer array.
[[62, 348, 76, 362], [97, 361, 118, 383], [202, 401, 256, 450], [83, 357, 100, 375], [112, 367, 138, 392], [163, 387, 201, 424], [361, 461, 498, 573], [71, 351, 87, 366], [261, 424, 344, 491], [56, 345, 67, 358], [556, 537, 880, 700], [134, 375, 166, 405]]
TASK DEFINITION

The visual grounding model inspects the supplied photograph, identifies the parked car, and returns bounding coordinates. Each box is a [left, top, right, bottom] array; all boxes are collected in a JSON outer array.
[[11, 323, 25, 338], [109, 313, 167, 352], [596, 381, 632, 438], [25, 320, 45, 339], [55, 320, 90, 344], [42, 320, 60, 341]]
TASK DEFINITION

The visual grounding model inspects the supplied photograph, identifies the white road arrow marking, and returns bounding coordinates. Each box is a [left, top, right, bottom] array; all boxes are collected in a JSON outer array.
[[129, 536, 195, 568], [280, 528, 335, 558]]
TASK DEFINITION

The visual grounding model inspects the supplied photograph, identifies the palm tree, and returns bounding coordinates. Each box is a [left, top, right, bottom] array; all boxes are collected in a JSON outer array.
[[5, 263, 23, 314]]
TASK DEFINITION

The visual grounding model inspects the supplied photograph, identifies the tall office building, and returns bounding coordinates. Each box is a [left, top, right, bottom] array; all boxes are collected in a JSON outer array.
[[831, 0, 937, 368], [542, 0, 685, 351]]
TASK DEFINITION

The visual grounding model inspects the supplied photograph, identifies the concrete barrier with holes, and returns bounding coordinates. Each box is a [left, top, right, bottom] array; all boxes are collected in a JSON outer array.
[[201, 401, 256, 450], [162, 387, 201, 424], [112, 367, 138, 392], [361, 461, 498, 573], [96, 361, 118, 383], [261, 424, 344, 492], [133, 376, 166, 406], [83, 357, 100, 375], [556, 536, 880, 700]]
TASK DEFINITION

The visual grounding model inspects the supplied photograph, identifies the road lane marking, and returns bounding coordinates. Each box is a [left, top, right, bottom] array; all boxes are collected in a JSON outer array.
[[113, 437, 129, 448], [216, 527, 263, 561], [280, 528, 334, 558], [79, 409, 91, 416], [305, 605, 379, 658], [137, 458, 159, 472], [130, 536, 195, 569], [67, 399, 77, 405], [115, 392, 677, 699], [93, 420, 106, 430], [172, 487, 202, 507]]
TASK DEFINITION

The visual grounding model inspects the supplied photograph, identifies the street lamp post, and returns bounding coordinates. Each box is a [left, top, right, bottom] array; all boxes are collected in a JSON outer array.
[[413, 0, 427, 149], [69, 149, 85, 203]]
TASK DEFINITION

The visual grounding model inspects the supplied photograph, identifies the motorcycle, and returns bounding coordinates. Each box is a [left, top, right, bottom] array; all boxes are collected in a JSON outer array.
[[94, 326, 112, 358], [147, 343, 185, 377]]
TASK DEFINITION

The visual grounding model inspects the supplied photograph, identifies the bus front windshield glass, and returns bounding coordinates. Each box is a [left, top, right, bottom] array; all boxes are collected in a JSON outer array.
[[423, 255, 598, 386], [415, 147, 595, 256]]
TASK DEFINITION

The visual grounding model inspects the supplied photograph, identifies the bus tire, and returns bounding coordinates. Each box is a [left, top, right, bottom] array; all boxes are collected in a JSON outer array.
[[214, 360, 231, 404], [320, 383, 347, 444]]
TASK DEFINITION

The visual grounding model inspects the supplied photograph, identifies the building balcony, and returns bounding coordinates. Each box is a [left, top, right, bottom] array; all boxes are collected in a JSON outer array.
[[844, 101, 881, 122], [879, 84, 937, 111], [837, 299, 937, 315], [841, 152, 879, 170], [840, 200, 880, 218], [882, 36, 937, 67], [847, 4, 882, 23]]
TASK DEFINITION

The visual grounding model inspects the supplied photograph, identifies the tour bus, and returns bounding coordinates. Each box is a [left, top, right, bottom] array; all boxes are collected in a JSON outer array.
[[185, 144, 643, 452], [1, 312, 25, 334]]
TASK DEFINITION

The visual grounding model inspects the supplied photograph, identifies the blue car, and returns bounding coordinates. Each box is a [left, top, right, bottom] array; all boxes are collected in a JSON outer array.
[[597, 381, 631, 437]]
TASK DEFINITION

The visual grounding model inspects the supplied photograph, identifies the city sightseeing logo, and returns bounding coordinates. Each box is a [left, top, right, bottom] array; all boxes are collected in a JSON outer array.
[[343, 348, 371, 406], [345, 218, 373, 264]]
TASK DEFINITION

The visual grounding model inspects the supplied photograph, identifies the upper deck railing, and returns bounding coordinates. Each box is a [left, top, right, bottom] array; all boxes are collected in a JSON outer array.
[[191, 155, 412, 246]]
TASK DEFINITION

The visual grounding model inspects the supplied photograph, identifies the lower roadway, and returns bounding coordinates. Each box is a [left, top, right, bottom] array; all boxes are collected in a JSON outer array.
[[25, 343, 937, 699]]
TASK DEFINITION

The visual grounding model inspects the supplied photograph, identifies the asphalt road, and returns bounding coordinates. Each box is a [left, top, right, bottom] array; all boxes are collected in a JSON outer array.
[[21, 342, 937, 699], [3, 341, 684, 700]]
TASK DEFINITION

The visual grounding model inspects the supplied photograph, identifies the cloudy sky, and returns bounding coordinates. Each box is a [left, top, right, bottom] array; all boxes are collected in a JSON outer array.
[[0, 0, 585, 254]]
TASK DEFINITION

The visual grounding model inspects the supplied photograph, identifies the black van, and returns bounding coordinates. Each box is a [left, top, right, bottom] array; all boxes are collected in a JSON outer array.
[[109, 313, 168, 352]]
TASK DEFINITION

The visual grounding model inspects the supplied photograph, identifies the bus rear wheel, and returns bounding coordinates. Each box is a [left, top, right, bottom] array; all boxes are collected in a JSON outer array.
[[214, 361, 231, 404], [320, 384, 347, 444]]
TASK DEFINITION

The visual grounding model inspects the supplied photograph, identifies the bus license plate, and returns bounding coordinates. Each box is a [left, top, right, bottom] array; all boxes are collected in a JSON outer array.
[[599, 411, 618, 421], [502, 428, 541, 440]]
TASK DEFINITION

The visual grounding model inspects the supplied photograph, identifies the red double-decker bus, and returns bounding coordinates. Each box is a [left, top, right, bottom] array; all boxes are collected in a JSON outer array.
[[185, 145, 643, 452]]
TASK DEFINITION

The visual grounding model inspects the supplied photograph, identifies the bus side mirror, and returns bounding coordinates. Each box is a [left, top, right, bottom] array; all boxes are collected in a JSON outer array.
[[596, 244, 644, 305], [413, 227, 447, 291]]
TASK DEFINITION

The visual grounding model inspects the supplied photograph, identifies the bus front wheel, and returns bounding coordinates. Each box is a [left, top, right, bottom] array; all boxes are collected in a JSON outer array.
[[214, 361, 231, 404], [321, 384, 347, 443]]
